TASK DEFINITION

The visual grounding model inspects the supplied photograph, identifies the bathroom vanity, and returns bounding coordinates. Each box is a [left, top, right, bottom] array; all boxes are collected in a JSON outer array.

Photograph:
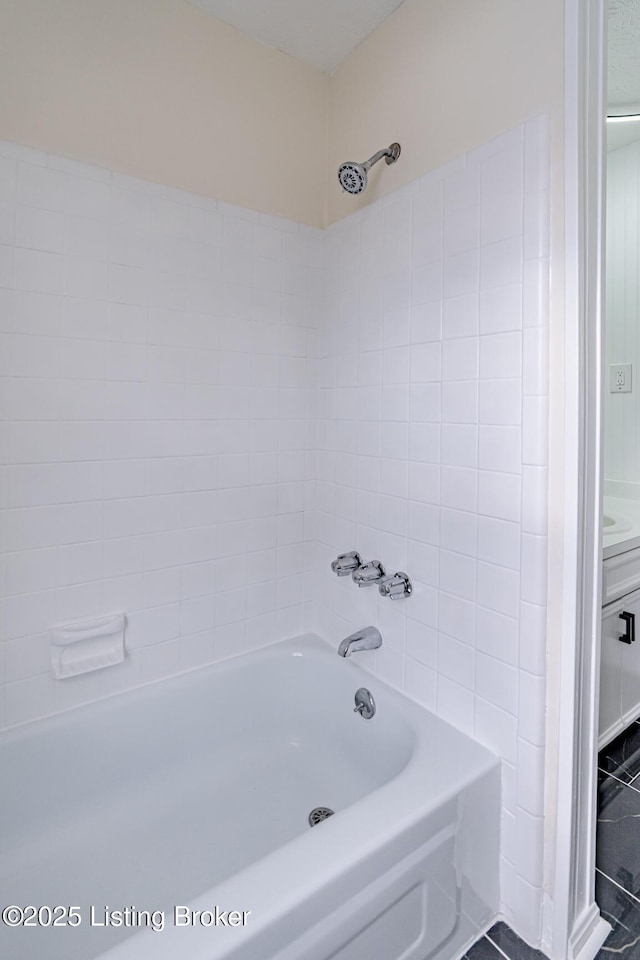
[[600, 496, 640, 745]]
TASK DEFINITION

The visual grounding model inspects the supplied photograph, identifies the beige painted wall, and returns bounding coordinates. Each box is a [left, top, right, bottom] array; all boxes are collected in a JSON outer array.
[[0, 0, 564, 228], [327, 0, 564, 223], [0, 0, 327, 225]]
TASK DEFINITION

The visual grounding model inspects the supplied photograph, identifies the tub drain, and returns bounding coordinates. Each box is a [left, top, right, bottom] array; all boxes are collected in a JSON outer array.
[[308, 806, 334, 827]]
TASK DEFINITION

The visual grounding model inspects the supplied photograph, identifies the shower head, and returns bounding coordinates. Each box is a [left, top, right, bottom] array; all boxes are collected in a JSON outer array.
[[338, 162, 368, 195], [338, 142, 401, 195]]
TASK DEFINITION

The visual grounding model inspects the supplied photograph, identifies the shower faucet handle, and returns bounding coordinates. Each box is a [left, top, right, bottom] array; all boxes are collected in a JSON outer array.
[[378, 572, 412, 600], [331, 551, 363, 577], [352, 561, 386, 587]]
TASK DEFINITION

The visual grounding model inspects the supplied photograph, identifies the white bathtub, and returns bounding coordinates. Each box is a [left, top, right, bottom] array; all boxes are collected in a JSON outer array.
[[1, 633, 500, 960]]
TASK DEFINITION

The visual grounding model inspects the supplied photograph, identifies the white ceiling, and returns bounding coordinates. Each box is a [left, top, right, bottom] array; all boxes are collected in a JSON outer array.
[[187, 0, 406, 73]]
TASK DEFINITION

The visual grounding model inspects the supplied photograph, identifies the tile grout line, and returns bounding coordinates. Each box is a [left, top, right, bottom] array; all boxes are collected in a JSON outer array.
[[596, 867, 640, 909], [485, 933, 516, 960], [598, 767, 640, 793]]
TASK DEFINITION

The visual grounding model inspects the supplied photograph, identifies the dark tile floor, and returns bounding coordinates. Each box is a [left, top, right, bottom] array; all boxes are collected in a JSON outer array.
[[462, 723, 640, 960], [463, 922, 547, 960], [597, 719, 640, 957]]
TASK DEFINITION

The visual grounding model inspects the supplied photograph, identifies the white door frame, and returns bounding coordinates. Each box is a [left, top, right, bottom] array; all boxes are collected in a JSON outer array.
[[545, 2, 608, 958]]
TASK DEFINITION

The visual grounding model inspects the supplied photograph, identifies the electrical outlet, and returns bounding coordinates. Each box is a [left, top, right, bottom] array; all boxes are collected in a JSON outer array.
[[610, 363, 632, 393]]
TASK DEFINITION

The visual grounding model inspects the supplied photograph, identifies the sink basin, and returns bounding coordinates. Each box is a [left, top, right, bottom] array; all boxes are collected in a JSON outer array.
[[603, 513, 633, 535]]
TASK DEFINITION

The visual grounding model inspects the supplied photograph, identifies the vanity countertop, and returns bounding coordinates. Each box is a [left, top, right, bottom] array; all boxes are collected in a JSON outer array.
[[603, 496, 640, 560]]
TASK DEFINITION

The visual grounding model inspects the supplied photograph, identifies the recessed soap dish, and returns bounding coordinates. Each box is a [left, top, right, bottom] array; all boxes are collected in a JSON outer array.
[[50, 613, 126, 680]]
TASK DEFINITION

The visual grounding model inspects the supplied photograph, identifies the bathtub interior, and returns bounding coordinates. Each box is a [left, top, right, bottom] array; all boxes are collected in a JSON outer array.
[[2, 636, 416, 849], [1, 635, 499, 960]]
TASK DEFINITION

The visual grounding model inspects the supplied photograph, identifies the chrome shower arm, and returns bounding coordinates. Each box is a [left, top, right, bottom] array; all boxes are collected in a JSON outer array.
[[364, 143, 401, 171], [363, 148, 392, 171]]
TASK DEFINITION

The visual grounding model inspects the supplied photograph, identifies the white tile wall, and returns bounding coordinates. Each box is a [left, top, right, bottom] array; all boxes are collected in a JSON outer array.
[[0, 139, 320, 729], [0, 125, 550, 947], [309, 118, 550, 942]]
